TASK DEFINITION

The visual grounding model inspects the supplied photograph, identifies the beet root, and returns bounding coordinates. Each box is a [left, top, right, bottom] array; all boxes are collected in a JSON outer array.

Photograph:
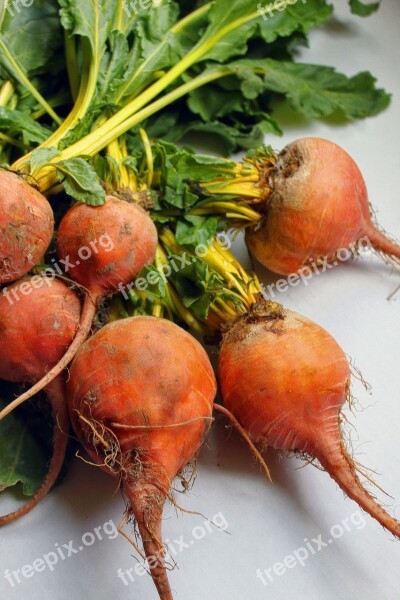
[[246, 138, 400, 275], [0, 171, 54, 284], [0, 277, 81, 385], [0, 277, 81, 522], [6, 196, 158, 414], [56, 195, 158, 298], [218, 299, 400, 537], [67, 316, 217, 599]]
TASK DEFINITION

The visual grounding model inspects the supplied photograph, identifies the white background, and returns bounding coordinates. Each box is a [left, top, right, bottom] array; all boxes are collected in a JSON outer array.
[[1, 1, 400, 599]]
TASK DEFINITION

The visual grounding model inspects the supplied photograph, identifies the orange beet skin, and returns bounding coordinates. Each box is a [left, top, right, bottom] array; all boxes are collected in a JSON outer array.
[[67, 316, 217, 600], [0, 277, 81, 383], [0, 171, 54, 284], [0, 277, 81, 525], [246, 138, 400, 274], [218, 300, 400, 538], [57, 196, 158, 297], [11, 196, 158, 414]]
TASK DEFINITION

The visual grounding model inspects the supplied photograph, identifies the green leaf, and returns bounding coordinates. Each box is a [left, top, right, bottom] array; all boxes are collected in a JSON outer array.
[[59, 104, 106, 150], [136, 54, 389, 156], [187, 86, 246, 121], [171, 151, 236, 183], [57, 0, 116, 130], [145, 141, 236, 182], [139, 265, 167, 300], [30, 147, 60, 174], [146, 112, 281, 154], [53, 157, 106, 205], [164, 251, 226, 320], [0, 398, 47, 496], [242, 59, 391, 118], [92, 154, 113, 183], [197, 3, 257, 62], [175, 216, 218, 247], [145, 142, 198, 210], [0, 106, 53, 144], [190, 59, 390, 122], [58, 0, 113, 57], [184, 294, 212, 320], [190, 120, 279, 153], [199, 0, 333, 62], [0, 0, 62, 122], [256, 0, 333, 43], [97, 31, 130, 102], [0, 0, 61, 75], [110, 3, 182, 103], [170, 267, 212, 319], [349, 0, 380, 17]]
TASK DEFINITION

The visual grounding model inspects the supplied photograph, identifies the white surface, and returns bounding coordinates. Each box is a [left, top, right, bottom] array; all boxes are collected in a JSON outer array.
[[1, 2, 400, 599]]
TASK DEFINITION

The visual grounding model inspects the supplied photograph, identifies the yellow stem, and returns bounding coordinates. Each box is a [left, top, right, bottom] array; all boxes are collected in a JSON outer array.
[[139, 128, 154, 189], [152, 303, 164, 318], [33, 68, 230, 192], [106, 137, 132, 188], [154, 244, 208, 335], [214, 297, 238, 318], [190, 201, 262, 222], [13, 39, 98, 172], [0, 80, 14, 106]]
